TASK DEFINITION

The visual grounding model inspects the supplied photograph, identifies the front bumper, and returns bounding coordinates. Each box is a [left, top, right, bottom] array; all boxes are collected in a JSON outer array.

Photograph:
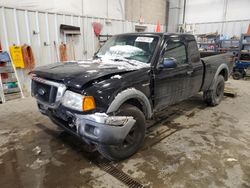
[[41, 104, 135, 145], [75, 113, 136, 145]]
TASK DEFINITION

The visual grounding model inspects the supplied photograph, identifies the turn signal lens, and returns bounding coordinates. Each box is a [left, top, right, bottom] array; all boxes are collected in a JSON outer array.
[[82, 96, 96, 111]]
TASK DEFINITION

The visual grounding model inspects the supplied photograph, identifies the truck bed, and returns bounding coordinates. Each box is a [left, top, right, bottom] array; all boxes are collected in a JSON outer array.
[[200, 52, 234, 91], [200, 51, 226, 58]]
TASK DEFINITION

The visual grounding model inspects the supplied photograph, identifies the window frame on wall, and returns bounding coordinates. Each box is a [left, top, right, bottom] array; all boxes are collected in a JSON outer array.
[[135, 25, 147, 32]]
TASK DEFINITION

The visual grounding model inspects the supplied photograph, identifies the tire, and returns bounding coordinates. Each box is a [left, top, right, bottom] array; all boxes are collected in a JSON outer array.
[[98, 104, 146, 161], [203, 75, 225, 106], [232, 71, 242, 80]]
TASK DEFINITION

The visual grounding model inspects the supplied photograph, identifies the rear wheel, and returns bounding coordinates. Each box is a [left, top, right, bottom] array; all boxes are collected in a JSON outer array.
[[203, 75, 225, 106], [98, 104, 146, 161]]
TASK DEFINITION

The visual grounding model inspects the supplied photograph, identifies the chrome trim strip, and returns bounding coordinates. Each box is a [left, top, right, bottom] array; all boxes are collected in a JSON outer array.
[[32, 77, 63, 88], [32, 77, 66, 108], [77, 113, 134, 125]]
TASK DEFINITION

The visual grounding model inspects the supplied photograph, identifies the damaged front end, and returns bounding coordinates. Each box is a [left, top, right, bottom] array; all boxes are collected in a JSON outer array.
[[32, 76, 137, 146], [49, 111, 136, 145]]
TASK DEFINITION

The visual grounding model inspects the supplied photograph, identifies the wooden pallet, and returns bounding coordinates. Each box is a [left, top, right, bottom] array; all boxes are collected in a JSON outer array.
[[224, 86, 237, 98]]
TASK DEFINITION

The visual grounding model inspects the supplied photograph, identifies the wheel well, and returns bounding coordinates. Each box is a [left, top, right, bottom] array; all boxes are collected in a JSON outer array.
[[123, 98, 145, 116], [219, 69, 228, 81]]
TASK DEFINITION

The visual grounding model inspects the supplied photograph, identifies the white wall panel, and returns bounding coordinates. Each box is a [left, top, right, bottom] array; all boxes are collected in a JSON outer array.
[[174, 0, 250, 37], [185, 0, 224, 23], [167, 0, 184, 32], [17, 10, 29, 45], [27, 11, 40, 66], [107, 0, 125, 20], [184, 0, 250, 24], [173, 0, 250, 35], [5, 9, 17, 45], [186, 20, 250, 36], [226, 0, 250, 21], [0, 0, 125, 19]]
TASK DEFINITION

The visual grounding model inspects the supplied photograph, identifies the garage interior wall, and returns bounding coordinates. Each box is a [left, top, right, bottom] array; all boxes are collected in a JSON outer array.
[[168, 0, 250, 36], [0, 0, 125, 19], [125, 0, 169, 25], [167, 0, 184, 32], [0, 2, 165, 93]]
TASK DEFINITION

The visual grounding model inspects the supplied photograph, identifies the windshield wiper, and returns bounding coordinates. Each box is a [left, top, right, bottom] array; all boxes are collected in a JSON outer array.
[[93, 53, 101, 59], [110, 57, 138, 66]]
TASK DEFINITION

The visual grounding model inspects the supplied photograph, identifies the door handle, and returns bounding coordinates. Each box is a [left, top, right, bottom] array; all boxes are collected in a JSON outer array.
[[187, 70, 193, 75]]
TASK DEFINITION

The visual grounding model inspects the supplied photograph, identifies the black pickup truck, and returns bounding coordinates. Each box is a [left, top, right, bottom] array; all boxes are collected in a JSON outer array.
[[31, 33, 233, 160]]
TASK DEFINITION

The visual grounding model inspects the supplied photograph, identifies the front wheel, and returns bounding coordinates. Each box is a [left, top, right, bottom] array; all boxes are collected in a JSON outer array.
[[98, 104, 146, 161], [203, 75, 225, 106]]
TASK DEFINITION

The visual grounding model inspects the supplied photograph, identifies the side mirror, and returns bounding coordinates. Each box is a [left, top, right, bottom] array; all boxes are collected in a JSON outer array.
[[161, 58, 177, 69]]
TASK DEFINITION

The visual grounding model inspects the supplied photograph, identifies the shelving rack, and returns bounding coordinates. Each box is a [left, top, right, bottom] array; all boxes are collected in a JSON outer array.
[[232, 34, 250, 80], [0, 51, 24, 103], [196, 34, 220, 52], [238, 34, 250, 62], [218, 39, 240, 53]]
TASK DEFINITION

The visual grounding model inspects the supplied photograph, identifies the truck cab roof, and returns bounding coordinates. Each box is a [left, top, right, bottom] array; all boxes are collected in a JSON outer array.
[[116, 32, 196, 41]]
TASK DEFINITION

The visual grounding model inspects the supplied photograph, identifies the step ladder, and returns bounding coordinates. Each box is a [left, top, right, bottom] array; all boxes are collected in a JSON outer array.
[[0, 51, 24, 103]]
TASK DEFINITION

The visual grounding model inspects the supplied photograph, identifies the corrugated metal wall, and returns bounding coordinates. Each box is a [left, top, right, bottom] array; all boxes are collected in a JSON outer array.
[[185, 20, 250, 36], [168, 0, 250, 35], [0, 6, 165, 93], [0, 0, 125, 19], [182, 0, 250, 36]]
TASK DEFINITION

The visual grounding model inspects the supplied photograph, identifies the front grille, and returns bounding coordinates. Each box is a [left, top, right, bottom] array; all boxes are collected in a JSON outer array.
[[32, 80, 58, 104]]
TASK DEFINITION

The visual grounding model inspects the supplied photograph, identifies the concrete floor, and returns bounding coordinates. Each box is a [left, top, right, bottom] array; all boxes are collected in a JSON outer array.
[[0, 79, 250, 188]]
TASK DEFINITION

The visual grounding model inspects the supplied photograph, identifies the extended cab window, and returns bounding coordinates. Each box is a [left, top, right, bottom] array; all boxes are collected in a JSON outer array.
[[188, 41, 200, 63], [163, 42, 187, 65]]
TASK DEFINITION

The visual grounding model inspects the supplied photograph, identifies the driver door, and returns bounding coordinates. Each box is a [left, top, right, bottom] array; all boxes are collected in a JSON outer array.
[[153, 37, 193, 111]]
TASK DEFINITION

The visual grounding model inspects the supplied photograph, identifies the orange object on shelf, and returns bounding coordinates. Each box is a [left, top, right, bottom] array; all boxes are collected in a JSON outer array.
[[0, 62, 8, 79]]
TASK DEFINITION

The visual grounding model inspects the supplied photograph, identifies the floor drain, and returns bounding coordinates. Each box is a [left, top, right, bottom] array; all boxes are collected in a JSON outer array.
[[94, 160, 144, 188]]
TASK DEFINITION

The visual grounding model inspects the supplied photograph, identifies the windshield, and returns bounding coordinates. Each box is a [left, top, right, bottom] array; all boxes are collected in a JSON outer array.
[[96, 35, 159, 64]]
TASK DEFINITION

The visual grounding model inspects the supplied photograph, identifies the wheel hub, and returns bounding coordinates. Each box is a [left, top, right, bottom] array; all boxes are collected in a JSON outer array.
[[216, 82, 223, 96]]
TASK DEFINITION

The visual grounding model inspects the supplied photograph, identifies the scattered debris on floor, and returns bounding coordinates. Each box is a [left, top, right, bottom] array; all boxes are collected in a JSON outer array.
[[226, 158, 238, 162], [32, 146, 42, 155], [27, 158, 50, 170], [224, 86, 237, 98]]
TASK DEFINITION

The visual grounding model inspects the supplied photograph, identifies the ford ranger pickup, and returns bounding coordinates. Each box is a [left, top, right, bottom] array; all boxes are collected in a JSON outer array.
[[31, 32, 233, 160]]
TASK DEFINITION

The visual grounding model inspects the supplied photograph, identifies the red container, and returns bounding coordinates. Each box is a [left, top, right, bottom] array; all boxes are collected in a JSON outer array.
[[0, 62, 8, 79]]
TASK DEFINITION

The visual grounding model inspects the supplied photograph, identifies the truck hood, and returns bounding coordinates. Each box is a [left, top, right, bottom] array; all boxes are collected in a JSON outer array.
[[32, 59, 149, 90]]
